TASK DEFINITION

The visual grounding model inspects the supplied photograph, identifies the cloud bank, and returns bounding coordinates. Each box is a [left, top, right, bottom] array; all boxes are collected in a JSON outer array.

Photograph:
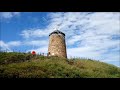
[[0, 12, 20, 19]]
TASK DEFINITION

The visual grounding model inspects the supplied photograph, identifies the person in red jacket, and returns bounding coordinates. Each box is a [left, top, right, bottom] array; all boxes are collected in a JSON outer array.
[[31, 51, 36, 56]]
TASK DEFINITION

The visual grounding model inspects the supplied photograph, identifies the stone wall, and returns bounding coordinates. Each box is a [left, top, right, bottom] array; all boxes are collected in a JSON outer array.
[[48, 34, 67, 58]]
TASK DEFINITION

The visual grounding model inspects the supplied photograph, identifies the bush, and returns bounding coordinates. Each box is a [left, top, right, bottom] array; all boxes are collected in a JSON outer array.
[[0, 52, 33, 64]]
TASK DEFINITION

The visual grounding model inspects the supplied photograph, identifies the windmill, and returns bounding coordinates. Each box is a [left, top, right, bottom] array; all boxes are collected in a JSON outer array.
[[48, 15, 67, 58]]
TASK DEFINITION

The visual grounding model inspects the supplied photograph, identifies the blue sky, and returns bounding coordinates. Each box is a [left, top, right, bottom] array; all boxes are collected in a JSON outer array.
[[0, 12, 120, 67]]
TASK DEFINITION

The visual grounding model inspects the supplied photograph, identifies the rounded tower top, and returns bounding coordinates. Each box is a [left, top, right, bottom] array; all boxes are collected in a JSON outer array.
[[49, 30, 65, 36]]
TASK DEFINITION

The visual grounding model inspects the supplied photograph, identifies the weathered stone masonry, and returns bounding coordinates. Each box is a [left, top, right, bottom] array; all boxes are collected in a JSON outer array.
[[48, 30, 67, 58]]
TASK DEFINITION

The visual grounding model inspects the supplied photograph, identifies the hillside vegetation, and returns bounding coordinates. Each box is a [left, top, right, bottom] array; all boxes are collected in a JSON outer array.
[[0, 52, 120, 78]]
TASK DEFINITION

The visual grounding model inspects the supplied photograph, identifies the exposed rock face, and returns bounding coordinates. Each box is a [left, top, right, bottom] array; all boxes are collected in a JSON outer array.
[[48, 30, 67, 58]]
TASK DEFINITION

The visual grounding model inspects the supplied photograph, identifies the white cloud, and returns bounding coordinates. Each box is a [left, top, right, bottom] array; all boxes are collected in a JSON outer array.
[[0, 40, 11, 51], [0, 12, 20, 19], [2, 39, 48, 48], [20, 29, 51, 39], [0, 40, 23, 52], [67, 46, 101, 59], [24, 40, 48, 47], [7, 41, 22, 47]]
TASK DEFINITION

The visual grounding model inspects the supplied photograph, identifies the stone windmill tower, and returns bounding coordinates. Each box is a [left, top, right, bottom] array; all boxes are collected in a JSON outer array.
[[48, 30, 67, 58]]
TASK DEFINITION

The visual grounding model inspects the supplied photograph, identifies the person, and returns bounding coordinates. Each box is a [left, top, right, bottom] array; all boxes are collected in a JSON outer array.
[[47, 52, 50, 56], [31, 51, 36, 56]]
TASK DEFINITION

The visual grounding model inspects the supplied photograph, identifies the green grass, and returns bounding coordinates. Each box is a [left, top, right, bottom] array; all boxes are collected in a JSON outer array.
[[0, 52, 120, 78]]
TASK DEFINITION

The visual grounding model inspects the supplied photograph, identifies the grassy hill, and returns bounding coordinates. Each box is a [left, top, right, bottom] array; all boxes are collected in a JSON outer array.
[[0, 52, 120, 78]]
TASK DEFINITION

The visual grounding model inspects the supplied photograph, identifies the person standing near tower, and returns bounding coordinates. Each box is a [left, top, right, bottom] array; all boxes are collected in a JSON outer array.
[[31, 51, 36, 57]]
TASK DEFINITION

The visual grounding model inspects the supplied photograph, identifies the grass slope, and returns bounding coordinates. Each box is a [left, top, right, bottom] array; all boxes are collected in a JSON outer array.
[[0, 52, 120, 78]]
